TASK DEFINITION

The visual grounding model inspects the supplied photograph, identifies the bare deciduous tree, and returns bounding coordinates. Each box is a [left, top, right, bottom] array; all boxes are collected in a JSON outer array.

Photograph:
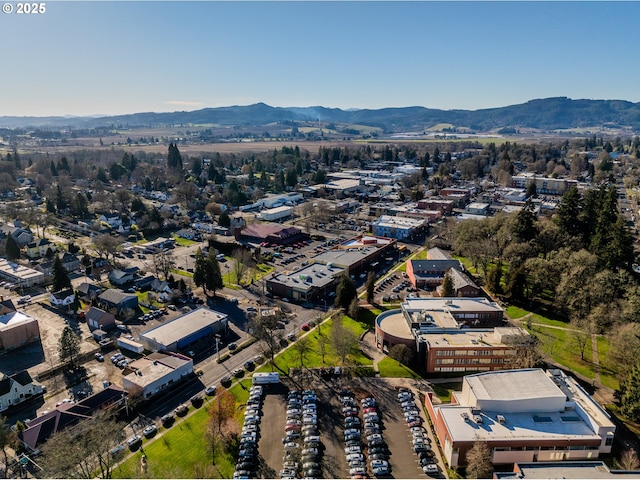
[[465, 439, 493, 479]]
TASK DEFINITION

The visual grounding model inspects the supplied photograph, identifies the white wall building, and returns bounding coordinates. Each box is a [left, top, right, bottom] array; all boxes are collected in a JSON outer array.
[[425, 369, 616, 469]]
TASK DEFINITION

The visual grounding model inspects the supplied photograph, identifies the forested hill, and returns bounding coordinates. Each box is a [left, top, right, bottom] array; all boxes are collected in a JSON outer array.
[[2, 97, 640, 131]]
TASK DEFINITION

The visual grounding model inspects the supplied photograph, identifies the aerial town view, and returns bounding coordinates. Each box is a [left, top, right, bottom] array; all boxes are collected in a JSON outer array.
[[2, 1, 640, 479]]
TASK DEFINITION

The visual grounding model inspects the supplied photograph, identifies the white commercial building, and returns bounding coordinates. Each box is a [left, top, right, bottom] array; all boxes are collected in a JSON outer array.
[[425, 369, 616, 468], [122, 351, 193, 399]]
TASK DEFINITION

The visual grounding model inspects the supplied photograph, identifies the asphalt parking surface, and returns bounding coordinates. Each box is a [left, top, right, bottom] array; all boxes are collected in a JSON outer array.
[[254, 375, 444, 479]]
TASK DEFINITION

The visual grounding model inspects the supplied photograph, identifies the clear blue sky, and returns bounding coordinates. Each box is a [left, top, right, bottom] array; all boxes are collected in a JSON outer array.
[[2, 1, 639, 117]]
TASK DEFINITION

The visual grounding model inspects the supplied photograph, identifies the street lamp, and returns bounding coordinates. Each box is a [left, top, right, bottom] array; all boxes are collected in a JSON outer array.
[[215, 334, 221, 361]]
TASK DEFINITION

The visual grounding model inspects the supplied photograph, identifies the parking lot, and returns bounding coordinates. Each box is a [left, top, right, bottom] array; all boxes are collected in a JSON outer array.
[[244, 376, 443, 479]]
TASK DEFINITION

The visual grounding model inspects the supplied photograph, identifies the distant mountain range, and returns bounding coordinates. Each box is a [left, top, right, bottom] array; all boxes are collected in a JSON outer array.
[[2, 97, 640, 132]]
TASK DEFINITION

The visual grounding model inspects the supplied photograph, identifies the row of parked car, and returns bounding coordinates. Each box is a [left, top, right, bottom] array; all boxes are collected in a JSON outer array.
[[280, 389, 321, 479], [339, 390, 391, 479], [396, 388, 438, 476], [233, 385, 265, 479]]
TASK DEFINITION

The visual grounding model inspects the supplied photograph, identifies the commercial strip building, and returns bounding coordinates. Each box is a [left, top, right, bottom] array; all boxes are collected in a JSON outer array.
[[122, 351, 193, 399], [267, 263, 345, 304], [374, 297, 529, 372], [0, 258, 45, 287], [266, 235, 397, 304], [138, 307, 228, 352], [425, 369, 616, 468]]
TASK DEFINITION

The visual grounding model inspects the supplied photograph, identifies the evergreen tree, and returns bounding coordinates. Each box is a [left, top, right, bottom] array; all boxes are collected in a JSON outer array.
[[620, 362, 640, 421], [486, 262, 503, 295], [218, 211, 231, 228], [335, 273, 357, 310], [58, 326, 80, 369], [167, 142, 183, 169], [512, 200, 538, 243], [554, 187, 584, 242], [5, 235, 20, 261], [96, 167, 108, 183], [52, 254, 72, 292], [365, 272, 375, 304], [441, 269, 455, 297]]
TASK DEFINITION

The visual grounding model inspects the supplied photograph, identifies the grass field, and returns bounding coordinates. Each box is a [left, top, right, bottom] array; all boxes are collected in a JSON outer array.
[[377, 358, 421, 379], [112, 404, 236, 479], [430, 382, 461, 403]]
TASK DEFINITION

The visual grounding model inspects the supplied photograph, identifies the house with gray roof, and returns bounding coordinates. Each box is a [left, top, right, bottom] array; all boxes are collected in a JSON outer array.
[[97, 289, 138, 319]]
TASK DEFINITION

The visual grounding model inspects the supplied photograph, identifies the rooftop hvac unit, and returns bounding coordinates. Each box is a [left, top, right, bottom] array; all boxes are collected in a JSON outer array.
[[461, 412, 469, 421], [473, 415, 483, 424], [497, 415, 506, 424]]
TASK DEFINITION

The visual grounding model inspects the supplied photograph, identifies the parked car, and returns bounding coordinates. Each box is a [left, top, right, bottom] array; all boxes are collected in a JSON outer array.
[[126, 435, 142, 448], [228, 342, 238, 351], [175, 404, 188, 416], [205, 385, 217, 396], [94, 353, 104, 362], [142, 424, 157, 437]]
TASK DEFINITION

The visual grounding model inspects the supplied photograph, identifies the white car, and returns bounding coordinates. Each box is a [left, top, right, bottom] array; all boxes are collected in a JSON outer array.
[[423, 464, 438, 475], [346, 453, 364, 462]]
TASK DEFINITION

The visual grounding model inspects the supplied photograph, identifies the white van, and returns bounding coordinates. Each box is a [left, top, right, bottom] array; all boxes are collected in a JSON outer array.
[[252, 372, 280, 385]]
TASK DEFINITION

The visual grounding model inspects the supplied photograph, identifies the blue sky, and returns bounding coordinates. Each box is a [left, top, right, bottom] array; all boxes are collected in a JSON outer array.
[[2, 1, 639, 116]]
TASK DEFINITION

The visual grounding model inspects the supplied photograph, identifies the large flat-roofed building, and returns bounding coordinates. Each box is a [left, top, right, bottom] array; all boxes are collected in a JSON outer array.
[[425, 369, 616, 469], [138, 307, 227, 352], [0, 300, 41, 352], [374, 297, 526, 372], [370, 215, 427, 241], [0, 259, 45, 287], [266, 263, 345, 303], [313, 235, 396, 276], [511, 174, 579, 196], [495, 461, 640, 479], [122, 351, 193, 399]]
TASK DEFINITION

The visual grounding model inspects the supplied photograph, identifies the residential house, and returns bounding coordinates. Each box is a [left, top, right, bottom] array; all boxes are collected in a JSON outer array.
[[98, 213, 123, 229], [76, 282, 103, 302], [60, 252, 80, 273], [25, 238, 55, 260], [49, 289, 75, 308], [0, 370, 45, 413], [85, 307, 116, 331], [97, 289, 138, 319], [0, 225, 34, 248], [108, 267, 138, 286]]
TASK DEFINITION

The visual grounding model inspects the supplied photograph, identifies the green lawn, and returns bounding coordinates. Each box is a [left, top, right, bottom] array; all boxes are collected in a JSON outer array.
[[532, 326, 595, 380], [505, 306, 529, 319], [378, 358, 421, 379], [430, 382, 461, 403], [170, 267, 194, 278], [269, 316, 372, 372], [112, 404, 235, 479], [171, 234, 198, 247]]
